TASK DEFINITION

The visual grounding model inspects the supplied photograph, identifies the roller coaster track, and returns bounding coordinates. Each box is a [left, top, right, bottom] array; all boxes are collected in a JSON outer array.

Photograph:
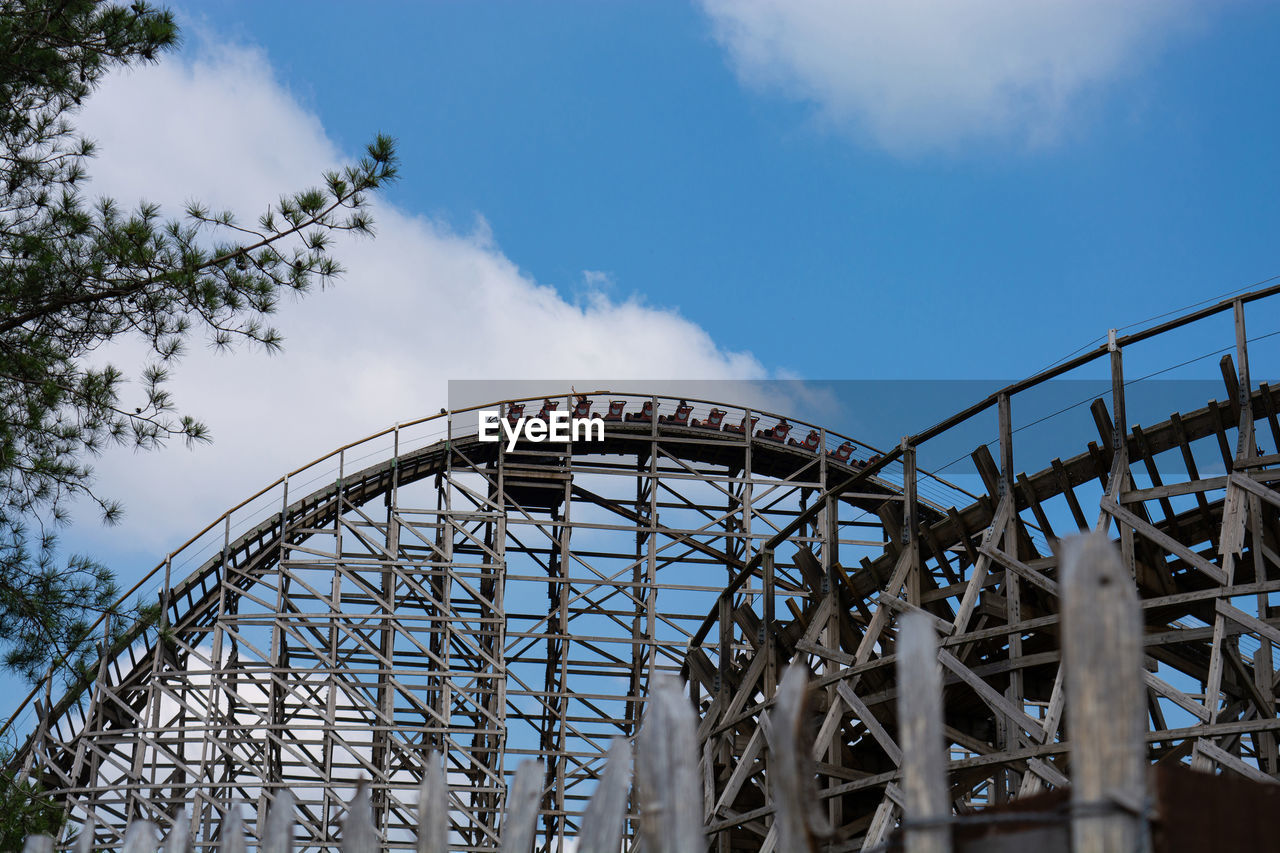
[[6, 283, 1280, 852]]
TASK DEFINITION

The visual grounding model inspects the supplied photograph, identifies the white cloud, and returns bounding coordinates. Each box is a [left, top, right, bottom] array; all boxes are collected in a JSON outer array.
[[66, 37, 766, 557], [700, 0, 1199, 152]]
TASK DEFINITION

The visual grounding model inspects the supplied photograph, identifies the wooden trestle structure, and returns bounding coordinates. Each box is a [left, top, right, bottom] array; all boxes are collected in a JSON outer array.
[[5, 286, 1280, 851]]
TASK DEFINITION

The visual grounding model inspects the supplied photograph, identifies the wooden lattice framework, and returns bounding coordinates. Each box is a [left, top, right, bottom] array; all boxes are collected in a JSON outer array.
[[5, 285, 1280, 852]]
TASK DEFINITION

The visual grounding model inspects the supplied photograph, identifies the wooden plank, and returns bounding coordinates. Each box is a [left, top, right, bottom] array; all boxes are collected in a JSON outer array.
[[415, 752, 446, 853], [1193, 738, 1276, 784], [1142, 671, 1209, 722], [951, 496, 1012, 636], [500, 760, 543, 853], [1052, 458, 1090, 530], [978, 544, 1059, 597], [578, 738, 631, 853], [936, 648, 1044, 740], [1017, 472, 1057, 546], [222, 806, 246, 853], [1026, 756, 1069, 789], [897, 613, 952, 853], [1119, 477, 1229, 503], [836, 680, 903, 766], [636, 674, 704, 853], [21, 837, 53, 853], [343, 783, 376, 853], [1099, 497, 1228, 585], [712, 727, 764, 816], [1215, 600, 1280, 648], [1228, 470, 1280, 511], [769, 665, 828, 852], [1237, 451, 1280, 469], [860, 794, 898, 852], [879, 594, 955, 636], [1060, 534, 1150, 853], [261, 790, 295, 853], [163, 818, 191, 853]]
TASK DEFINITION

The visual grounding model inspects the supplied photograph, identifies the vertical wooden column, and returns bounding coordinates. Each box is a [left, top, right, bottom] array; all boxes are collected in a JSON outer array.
[[821, 468, 844, 832], [902, 438, 921, 606], [194, 515, 234, 845], [763, 548, 777, 699], [1232, 299, 1274, 772], [1109, 329, 1136, 575], [372, 427, 401, 832], [897, 612, 950, 853], [997, 393, 1021, 803], [1199, 301, 1251, 745], [267, 477, 290, 793], [1062, 534, 1150, 853]]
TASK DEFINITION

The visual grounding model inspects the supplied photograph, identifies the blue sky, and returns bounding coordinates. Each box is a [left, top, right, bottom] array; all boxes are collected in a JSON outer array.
[[5, 0, 1280, 726], [181, 0, 1279, 379], [45, 0, 1280, 603]]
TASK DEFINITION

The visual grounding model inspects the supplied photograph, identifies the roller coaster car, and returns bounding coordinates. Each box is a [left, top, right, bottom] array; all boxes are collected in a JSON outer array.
[[537, 399, 558, 420], [659, 401, 693, 426], [626, 401, 657, 422], [506, 403, 526, 426], [788, 430, 821, 451], [827, 440, 855, 462], [571, 396, 592, 418], [600, 400, 627, 421], [724, 415, 758, 434], [691, 408, 726, 430], [756, 418, 792, 442]]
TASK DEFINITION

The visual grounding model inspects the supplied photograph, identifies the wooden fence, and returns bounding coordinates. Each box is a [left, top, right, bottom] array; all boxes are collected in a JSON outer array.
[[21, 534, 1180, 852]]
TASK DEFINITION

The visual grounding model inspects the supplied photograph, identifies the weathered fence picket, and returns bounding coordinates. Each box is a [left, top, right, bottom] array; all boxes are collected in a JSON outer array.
[[164, 814, 191, 853], [260, 789, 293, 853], [499, 759, 543, 853], [896, 611, 950, 853], [344, 784, 376, 853], [21, 834, 54, 853], [634, 673, 703, 853], [416, 752, 447, 853], [577, 738, 631, 853], [221, 804, 245, 853], [1060, 533, 1151, 853]]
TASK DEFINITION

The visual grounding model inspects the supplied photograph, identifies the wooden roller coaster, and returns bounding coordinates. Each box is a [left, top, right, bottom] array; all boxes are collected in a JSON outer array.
[[5, 284, 1280, 852]]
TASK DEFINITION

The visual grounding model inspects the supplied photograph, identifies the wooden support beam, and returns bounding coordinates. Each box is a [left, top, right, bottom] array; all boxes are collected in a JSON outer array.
[[897, 613, 951, 853], [1061, 533, 1150, 853], [1099, 497, 1228, 585]]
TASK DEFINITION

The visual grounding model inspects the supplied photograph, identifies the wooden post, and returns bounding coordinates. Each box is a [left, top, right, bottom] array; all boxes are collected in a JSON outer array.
[[501, 760, 544, 853], [902, 438, 920, 606], [221, 805, 246, 853], [416, 751, 448, 853], [342, 783, 375, 853], [20, 836, 53, 853], [74, 824, 94, 853], [998, 393, 1021, 803], [635, 674, 704, 853], [1060, 534, 1150, 853], [163, 817, 191, 853], [578, 737, 632, 853], [763, 548, 777, 698], [261, 789, 294, 853], [1108, 329, 1136, 577], [896, 612, 951, 853]]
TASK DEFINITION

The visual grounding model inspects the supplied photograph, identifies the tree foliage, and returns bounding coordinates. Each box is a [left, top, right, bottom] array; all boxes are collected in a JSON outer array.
[[0, 0, 398, 687], [0, 745, 63, 850]]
